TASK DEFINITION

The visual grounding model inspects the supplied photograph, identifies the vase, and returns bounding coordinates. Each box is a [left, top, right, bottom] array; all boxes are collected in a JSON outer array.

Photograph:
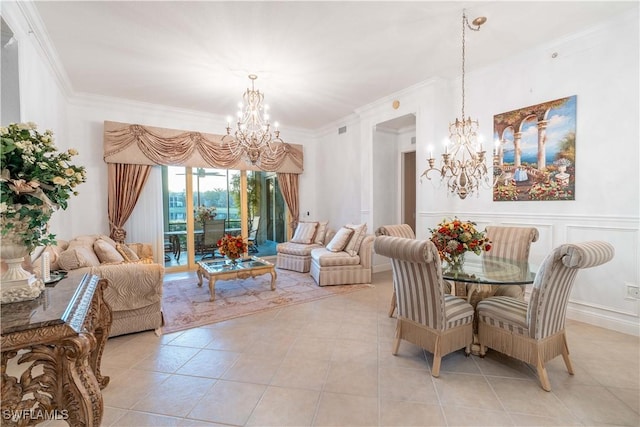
[[226, 255, 239, 266], [447, 252, 466, 272], [0, 234, 43, 303]]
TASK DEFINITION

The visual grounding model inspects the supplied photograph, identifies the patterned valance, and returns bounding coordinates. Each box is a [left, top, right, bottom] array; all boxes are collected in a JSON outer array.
[[103, 121, 303, 173]]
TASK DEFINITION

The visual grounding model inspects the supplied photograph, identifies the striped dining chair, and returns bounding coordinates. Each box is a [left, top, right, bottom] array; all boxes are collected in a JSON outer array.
[[477, 241, 614, 391], [375, 224, 416, 317], [482, 226, 539, 300], [374, 236, 474, 377]]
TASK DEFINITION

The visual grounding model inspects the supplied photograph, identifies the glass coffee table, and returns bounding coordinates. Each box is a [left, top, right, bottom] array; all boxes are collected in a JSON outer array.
[[196, 257, 277, 301]]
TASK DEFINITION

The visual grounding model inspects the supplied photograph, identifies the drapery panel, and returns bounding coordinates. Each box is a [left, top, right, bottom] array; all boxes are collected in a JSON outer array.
[[103, 121, 304, 173], [277, 172, 300, 233], [108, 163, 152, 242]]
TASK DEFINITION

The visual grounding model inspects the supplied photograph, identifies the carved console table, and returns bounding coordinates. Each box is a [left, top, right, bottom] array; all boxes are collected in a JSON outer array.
[[1, 274, 112, 426]]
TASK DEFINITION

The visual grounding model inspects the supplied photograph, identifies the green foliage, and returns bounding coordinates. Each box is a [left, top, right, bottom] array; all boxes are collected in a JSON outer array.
[[1, 122, 86, 250]]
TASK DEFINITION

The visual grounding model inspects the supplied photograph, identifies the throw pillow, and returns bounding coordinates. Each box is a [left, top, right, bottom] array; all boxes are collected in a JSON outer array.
[[291, 221, 318, 244], [57, 246, 101, 271], [116, 244, 141, 262], [326, 227, 354, 252], [344, 223, 367, 256], [314, 221, 329, 245], [94, 239, 125, 263]]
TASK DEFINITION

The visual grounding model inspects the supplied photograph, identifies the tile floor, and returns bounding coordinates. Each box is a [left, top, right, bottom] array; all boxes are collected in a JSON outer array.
[[72, 271, 640, 425]]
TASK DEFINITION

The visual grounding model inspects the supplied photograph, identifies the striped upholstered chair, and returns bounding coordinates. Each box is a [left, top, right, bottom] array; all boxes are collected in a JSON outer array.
[[482, 226, 539, 300], [375, 224, 415, 317], [374, 236, 474, 377], [477, 241, 614, 391]]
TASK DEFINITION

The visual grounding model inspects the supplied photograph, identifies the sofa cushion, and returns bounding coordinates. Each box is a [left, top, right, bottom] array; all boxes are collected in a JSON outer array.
[[344, 223, 367, 256], [291, 221, 318, 244], [94, 238, 125, 263], [58, 246, 101, 270], [276, 242, 322, 256], [326, 227, 354, 252], [314, 221, 329, 245], [117, 243, 140, 262], [311, 247, 361, 267]]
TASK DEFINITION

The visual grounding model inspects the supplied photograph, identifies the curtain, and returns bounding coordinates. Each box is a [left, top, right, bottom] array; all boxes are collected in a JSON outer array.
[[277, 172, 300, 233], [108, 163, 152, 242]]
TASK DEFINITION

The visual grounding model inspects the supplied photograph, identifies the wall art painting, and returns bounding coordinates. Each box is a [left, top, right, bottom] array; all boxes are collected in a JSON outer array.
[[493, 95, 576, 201]]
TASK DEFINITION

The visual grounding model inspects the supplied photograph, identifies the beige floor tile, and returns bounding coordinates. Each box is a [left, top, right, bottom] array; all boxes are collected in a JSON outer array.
[[473, 350, 536, 379], [330, 338, 378, 363], [203, 326, 263, 352], [608, 386, 640, 413], [441, 405, 513, 426], [221, 352, 283, 384], [102, 333, 163, 369], [270, 356, 331, 391], [323, 360, 378, 397], [433, 372, 504, 411], [107, 410, 183, 426], [243, 333, 297, 358], [301, 320, 343, 339], [553, 382, 640, 426], [102, 406, 128, 426], [176, 348, 240, 378], [135, 344, 200, 373], [132, 374, 215, 417], [187, 380, 266, 425], [165, 327, 219, 348], [379, 399, 446, 426], [425, 349, 481, 375], [378, 339, 430, 371], [337, 319, 379, 342], [507, 413, 583, 426], [379, 366, 439, 403], [102, 368, 170, 409], [313, 392, 378, 426], [246, 386, 320, 426], [487, 376, 575, 419], [287, 336, 336, 361]]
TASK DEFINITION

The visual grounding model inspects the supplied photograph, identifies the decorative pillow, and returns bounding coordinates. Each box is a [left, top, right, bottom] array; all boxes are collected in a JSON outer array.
[[326, 227, 354, 252], [344, 223, 367, 256], [98, 234, 118, 248], [116, 244, 140, 262], [57, 246, 101, 271], [291, 221, 318, 244], [314, 221, 329, 245], [94, 239, 125, 263]]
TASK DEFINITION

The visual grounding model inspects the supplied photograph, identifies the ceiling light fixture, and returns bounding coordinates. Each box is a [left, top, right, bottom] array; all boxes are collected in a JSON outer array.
[[422, 10, 488, 199], [223, 74, 285, 166]]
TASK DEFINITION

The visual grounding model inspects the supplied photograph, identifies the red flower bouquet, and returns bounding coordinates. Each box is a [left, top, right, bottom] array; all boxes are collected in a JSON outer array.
[[217, 234, 247, 260], [429, 217, 491, 265]]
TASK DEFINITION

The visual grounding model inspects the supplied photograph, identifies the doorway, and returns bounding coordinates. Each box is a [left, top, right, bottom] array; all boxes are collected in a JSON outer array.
[[402, 151, 416, 232]]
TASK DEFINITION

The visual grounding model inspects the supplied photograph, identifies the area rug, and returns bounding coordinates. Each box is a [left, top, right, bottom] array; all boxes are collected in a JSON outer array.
[[161, 269, 373, 334]]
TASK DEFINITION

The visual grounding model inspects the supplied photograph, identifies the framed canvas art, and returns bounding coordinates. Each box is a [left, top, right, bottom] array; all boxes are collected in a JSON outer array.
[[493, 95, 576, 201]]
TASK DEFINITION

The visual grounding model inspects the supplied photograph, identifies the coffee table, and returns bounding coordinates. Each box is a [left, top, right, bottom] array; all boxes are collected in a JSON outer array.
[[196, 257, 277, 301]]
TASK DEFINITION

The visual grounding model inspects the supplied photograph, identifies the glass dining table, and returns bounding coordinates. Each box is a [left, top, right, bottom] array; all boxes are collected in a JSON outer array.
[[442, 254, 536, 303]]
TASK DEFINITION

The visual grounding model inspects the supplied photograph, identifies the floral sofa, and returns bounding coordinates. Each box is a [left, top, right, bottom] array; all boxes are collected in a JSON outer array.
[[35, 234, 164, 337]]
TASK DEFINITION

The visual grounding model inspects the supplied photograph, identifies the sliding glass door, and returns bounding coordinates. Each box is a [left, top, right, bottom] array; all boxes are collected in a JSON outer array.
[[162, 166, 286, 270]]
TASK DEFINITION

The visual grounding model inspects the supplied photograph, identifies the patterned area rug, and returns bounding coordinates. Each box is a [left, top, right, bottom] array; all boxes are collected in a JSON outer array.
[[161, 269, 373, 334]]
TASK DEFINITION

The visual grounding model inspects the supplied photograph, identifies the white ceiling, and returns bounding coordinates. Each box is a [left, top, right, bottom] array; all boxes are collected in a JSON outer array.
[[30, 1, 637, 131]]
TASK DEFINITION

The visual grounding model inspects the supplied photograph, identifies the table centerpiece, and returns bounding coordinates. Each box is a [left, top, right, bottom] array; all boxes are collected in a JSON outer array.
[[429, 217, 491, 270], [216, 233, 247, 264]]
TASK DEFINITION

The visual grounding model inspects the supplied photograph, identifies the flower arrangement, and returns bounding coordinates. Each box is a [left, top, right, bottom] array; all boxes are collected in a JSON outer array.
[[196, 205, 217, 225], [429, 217, 491, 265], [217, 233, 247, 260], [1, 122, 86, 250]]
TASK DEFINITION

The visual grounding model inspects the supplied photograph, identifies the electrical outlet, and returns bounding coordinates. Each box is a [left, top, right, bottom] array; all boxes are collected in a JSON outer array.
[[625, 284, 640, 300]]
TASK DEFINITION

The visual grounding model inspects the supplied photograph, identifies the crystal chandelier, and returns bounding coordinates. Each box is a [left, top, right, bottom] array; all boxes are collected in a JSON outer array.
[[223, 74, 285, 166], [422, 10, 488, 199]]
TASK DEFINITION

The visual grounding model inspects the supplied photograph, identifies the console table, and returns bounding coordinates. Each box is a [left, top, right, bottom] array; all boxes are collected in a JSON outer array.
[[1, 274, 112, 426]]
